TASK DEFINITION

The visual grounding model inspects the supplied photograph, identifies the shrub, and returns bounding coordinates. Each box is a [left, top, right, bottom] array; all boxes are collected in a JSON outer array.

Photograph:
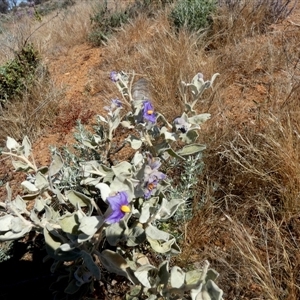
[[88, 2, 131, 46], [0, 43, 40, 105], [169, 0, 218, 32], [218, 0, 298, 23], [0, 0, 9, 14], [207, 0, 298, 49], [88, 0, 174, 46], [1, 71, 223, 299]]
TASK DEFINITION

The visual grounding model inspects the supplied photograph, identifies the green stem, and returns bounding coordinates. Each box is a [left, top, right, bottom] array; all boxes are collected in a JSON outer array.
[[144, 132, 156, 156]]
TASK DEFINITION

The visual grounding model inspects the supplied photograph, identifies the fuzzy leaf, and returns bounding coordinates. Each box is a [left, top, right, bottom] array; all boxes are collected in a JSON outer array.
[[80, 177, 101, 186], [22, 136, 31, 158], [95, 182, 111, 203], [166, 148, 185, 160], [11, 217, 25, 233], [186, 269, 204, 286], [145, 225, 180, 254], [177, 144, 206, 156], [59, 243, 75, 252], [160, 127, 176, 141], [12, 160, 31, 171], [79, 216, 104, 236], [131, 152, 144, 168], [127, 225, 146, 247], [33, 197, 46, 212], [134, 264, 157, 288], [0, 225, 32, 241], [206, 269, 220, 282], [156, 198, 185, 220], [82, 139, 97, 149], [35, 172, 49, 190], [98, 115, 107, 123], [205, 280, 223, 300], [105, 220, 128, 246], [188, 113, 211, 125], [191, 283, 204, 300], [81, 250, 101, 280], [170, 266, 185, 288], [0, 215, 14, 231], [30, 209, 40, 225], [22, 192, 40, 201], [5, 183, 12, 202], [145, 224, 170, 241], [21, 180, 39, 192], [49, 153, 64, 176], [110, 178, 134, 199], [147, 236, 180, 254], [10, 195, 28, 214], [44, 225, 63, 252], [6, 137, 20, 150], [121, 121, 134, 128], [158, 261, 169, 286], [139, 201, 152, 224], [44, 225, 81, 261], [180, 130, 199, 144], [125, 135, 142, 150], [59, 213, 80, 234], [112, 161, 133, 180], [99, 250, 129, 278], [133, 253, 150, 266], [66, 190, 91, 208], [0, 215, 32, 241]]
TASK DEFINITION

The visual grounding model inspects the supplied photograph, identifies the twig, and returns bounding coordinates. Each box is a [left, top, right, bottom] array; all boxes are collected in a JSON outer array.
[[288, 20, 300, 27]]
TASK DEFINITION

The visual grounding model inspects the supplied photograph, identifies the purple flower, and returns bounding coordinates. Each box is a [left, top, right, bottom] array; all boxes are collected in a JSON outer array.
[[174, 117, 190, 133], [106, 191, 130, 224], [197, 73, 204, 81], [104, 98, 122, 112], [111, 98, 122, 108], [143, 154, 166, 199], [144, 180, 158, 199], [143, 100, 156, 124], [110, 71, 119, 83]]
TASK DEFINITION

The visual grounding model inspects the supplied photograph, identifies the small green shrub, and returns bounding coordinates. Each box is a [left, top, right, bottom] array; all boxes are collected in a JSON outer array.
[[0, 43, 40, 105], [88, 0, 174, 46], [169, 0, 218, 32], [88, 2, 130, 46]]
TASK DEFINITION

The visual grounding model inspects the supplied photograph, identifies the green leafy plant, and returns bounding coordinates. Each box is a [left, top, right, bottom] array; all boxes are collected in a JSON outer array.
[[169, 0, 218, 32], [88, 0, 174, 46], [1, 70, 222, 299], [88, 1, 131, 46], [0, 43, 40, 105]]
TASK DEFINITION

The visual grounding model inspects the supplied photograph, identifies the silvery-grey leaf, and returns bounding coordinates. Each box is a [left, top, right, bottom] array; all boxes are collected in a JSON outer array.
[[170, 266, 185, 289], [6, 137, 20, 150], [21, 181, 39, 193], [79, 216, 104, 236], [134, 264, 157, 288]]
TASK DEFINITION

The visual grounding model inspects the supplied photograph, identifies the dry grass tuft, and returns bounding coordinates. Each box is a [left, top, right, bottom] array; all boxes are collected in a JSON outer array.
[[0, 65, 63, 145], [0, 0, 95, 61], [210, 0, 298, 49]]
